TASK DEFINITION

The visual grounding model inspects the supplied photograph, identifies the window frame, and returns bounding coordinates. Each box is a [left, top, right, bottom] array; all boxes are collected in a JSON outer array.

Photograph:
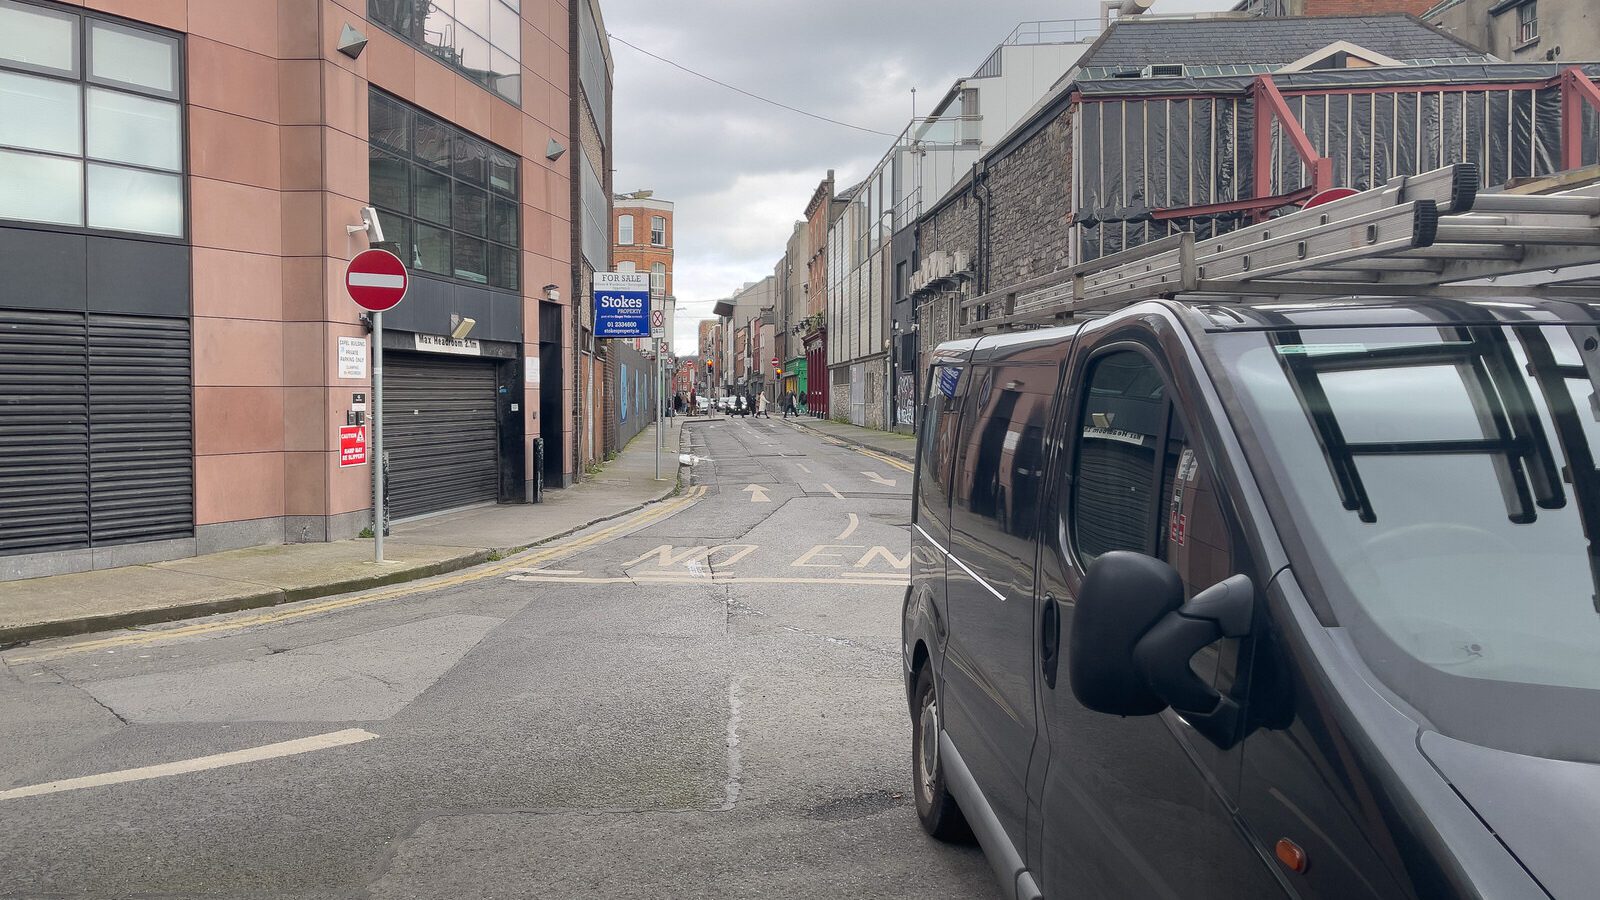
[[1517, 1, 1538, 44], [1065, 341, 1175, 565], [618, 214, 633, 245], [650, 214, 666, 246], [367, 0, 523, 106], [0, 1, 185, 242], [368, 88, 520, 293]]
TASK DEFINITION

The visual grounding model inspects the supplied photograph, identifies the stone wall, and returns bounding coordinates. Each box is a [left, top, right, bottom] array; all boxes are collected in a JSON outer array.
[[910, 104, 1075, 376], [985, 108, 1075, 288]]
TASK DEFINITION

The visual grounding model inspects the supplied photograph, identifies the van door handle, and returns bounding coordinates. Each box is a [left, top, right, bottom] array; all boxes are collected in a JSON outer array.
[[1040, 594, 1061, 689]]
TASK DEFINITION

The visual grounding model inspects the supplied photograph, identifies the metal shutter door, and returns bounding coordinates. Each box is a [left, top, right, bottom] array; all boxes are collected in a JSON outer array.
[[385, 353, 499, 519], [88, 315, 194, 545], [0, 310, 90, 554]]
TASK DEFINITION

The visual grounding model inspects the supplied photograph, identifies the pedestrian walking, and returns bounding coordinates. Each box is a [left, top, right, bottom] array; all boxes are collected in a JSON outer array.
[[783, 392, 798, 418], [757, 392, 769, 418]]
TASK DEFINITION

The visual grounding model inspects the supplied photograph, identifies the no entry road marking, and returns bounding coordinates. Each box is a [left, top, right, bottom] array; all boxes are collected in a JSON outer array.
[[0, 728, 377, 802]]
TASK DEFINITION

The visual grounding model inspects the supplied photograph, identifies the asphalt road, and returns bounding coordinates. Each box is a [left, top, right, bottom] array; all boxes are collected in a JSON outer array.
[[0, 417, 996, 900]]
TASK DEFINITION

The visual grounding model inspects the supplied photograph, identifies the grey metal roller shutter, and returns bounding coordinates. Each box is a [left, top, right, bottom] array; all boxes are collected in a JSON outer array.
[[0, 310, 90, 555], [384, 353, 499, 519], [88, 315, 193, 545]]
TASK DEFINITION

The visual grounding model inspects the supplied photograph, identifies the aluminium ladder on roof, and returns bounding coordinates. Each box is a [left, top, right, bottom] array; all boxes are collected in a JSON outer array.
[[963, 162, 1600, 334]]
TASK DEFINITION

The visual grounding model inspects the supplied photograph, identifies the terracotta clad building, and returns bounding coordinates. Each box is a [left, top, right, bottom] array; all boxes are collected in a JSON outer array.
[[0, 0, 586, 579]]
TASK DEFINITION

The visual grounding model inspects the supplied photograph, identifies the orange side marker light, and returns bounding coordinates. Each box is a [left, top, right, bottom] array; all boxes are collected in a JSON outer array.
[[1275, 838, 1308, 873]]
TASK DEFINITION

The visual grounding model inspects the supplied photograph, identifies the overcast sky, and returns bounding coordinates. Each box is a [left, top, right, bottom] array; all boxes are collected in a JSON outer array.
[[600, 0, 1236, 352]]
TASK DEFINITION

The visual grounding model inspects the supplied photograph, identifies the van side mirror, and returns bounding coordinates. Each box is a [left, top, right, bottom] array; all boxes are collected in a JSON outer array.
[[1133, 574, 1254, 748], [1070, 552, 1256, 749], [1069, 551, 1185, 717]]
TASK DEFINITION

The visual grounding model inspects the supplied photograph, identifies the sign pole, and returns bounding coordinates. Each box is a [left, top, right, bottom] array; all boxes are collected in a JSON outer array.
[[373, 310, 384, 563], [654, 345, 661, 480]]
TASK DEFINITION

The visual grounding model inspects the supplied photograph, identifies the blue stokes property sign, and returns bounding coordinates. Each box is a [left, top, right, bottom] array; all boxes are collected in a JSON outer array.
[[593, 271, 651, 338]]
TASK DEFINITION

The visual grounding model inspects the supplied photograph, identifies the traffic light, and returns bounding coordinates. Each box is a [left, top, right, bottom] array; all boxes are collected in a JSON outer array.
[[705, 359, 714, 369]]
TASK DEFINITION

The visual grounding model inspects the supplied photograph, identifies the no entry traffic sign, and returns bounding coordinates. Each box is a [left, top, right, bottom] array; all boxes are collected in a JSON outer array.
[[346, 248, 408, 312]]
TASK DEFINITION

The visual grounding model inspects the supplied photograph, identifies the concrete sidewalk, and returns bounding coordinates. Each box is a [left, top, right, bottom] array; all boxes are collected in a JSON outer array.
[[0, 419, 686, 646], [775, 415, 917, 463]]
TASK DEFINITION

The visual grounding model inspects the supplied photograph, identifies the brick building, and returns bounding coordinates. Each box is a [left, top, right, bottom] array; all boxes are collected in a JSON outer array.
[[0, 0, 582, 579], [610, 191, 673, 354]]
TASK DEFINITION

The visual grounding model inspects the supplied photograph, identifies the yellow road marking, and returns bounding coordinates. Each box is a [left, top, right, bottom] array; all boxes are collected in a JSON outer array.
[[10, 486, 709, 663], [506, 574, 907, 587], [853, 446, 914, 474]]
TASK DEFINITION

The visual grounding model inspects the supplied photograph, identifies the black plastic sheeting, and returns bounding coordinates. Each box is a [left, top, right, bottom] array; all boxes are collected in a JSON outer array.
[[1076, 64, 1600, 261]]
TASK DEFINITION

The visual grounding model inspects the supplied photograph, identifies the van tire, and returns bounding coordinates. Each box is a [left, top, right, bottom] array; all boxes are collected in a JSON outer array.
[[912, 664, 972, 842]]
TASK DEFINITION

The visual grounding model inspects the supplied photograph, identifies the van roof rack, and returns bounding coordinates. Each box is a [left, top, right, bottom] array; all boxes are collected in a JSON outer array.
[[963, 162, 1600, 334]]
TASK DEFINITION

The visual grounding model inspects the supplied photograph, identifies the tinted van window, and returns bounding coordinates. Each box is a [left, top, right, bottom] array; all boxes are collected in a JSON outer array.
[[917, 364, 964, 530], [1072, 351, 1165, 561]]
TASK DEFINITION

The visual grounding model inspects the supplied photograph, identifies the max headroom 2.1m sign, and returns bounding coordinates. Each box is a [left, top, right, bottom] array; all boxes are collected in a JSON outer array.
[[593, 271, 650, 339]]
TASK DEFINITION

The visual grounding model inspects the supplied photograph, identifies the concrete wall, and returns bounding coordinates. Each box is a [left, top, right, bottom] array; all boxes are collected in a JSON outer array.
[[1430, 0, 1600, 63]]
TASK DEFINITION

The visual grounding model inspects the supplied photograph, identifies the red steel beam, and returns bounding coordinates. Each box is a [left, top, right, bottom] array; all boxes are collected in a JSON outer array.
[[1151, 185, 1318, 221], [1252, 76, 1333, 221], [1562, 67, 1600, 171]]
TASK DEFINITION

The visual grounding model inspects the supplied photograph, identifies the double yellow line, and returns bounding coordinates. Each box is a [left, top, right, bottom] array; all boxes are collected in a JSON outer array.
[[854, 445, 914, 475], [10, 486, 709, 664]]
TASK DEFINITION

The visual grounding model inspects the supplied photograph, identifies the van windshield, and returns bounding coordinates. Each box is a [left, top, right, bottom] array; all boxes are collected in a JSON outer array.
[[1215, 323, 1600, 759]]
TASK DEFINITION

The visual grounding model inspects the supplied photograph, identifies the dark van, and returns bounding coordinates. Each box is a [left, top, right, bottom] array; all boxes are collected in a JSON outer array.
[[904, 295, 1600, 899]]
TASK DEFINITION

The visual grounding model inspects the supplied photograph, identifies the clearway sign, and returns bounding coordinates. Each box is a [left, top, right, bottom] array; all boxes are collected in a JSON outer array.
[[346, 248, 408, 312], [593, 271, 650, 338]]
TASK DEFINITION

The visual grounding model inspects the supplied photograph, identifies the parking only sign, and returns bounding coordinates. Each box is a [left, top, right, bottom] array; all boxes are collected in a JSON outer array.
[[593, 272, 650, 338]]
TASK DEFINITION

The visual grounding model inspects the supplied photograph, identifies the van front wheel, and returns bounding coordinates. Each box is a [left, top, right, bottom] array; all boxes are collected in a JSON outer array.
[[912, 664, 972, 842]]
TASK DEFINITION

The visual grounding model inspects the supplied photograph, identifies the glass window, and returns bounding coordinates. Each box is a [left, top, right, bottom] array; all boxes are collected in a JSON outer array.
[[369, 0, 520, 105], [456, 0, 490, 40], [454, 136, 488, 186], [1216, 325, 1600, 756], [414, 167, 451, 224], [413, 221, 451, 275], [489, 243, 518, 290], [488, 150, 517, 195], [368, 89, 519, 293], [0, 149, 81, 225], [0, 70, 80, 154], [489, 50, 519, 105], [490, 196, 517, 244], [651, 262, 665, 296], [369, 92, 412, 152], [490, 1, 520, 57], [1518, 2, 1538, 43], [916, 364, 965, 529], [616, 261, 636, 274], [618, 214, 634, 244], [453, 184, 487, 237], [0, 7, 183, 238], [0, 0, 76, 74], [85, 88, 180, 170], [651, 215, 666, 246], [88, 21, 176, 95], [415, 115, 451, 170], [1072, 350, 1166, 563], [369, 148, 410, 213], [453, 233, 488, 283], [456, 27, 490, 86], [87, 163, 180, 235]]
